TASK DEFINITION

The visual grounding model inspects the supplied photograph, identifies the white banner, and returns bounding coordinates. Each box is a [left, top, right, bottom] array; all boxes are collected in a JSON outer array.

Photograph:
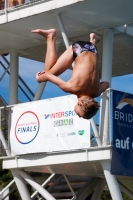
[[10, 95, 90, 155]]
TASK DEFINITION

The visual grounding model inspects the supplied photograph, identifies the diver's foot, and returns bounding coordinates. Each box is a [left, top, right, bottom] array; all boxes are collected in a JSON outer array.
[[31, 29, 56, 39], [90, 33, 100, 45], [36, 71, 46, 83]]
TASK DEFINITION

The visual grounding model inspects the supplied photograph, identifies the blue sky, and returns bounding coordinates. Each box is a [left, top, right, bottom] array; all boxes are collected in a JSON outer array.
[[19, 57, 72, 100]]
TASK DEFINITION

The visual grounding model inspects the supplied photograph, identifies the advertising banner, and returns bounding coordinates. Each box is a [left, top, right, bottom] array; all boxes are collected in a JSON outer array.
[[10, 95, 90, 155], [111, 90, 133, 176]]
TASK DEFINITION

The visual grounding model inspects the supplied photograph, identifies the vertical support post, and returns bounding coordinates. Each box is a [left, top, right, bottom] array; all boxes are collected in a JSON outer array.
[[99, 91, 109, 145], [10, 170, 31, 200], [56, 13, 74, 68], [4, 0, 8, 22], [56, 13, 70, 49], [9, 52, 31, 200], [100, 31, 121, 200], [10, 52, 19, 105], [101, 29, 113, 85], [56, 41, 61, 54], [91, 179, 106, 200], [99, 29, 113, 145], [90, 118, 102, 146], [101, 161, 123, 200], [34, 82, 47, 101]]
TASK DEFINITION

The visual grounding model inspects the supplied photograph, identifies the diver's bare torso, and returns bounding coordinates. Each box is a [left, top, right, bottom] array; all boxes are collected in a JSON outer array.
[[68, 51, 100, 97]]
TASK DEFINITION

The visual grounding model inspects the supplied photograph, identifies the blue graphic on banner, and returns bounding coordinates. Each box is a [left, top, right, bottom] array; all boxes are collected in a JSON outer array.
[[111, 90, 133, 176]]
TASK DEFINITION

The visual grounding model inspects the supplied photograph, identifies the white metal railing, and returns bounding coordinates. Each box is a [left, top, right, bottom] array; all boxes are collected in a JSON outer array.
[[0, 179, 15, 198], [0, 89, 111, 159], [0, 0, 48, 12]]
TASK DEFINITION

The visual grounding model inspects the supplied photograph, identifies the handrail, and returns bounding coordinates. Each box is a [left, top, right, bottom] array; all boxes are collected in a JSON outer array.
[[1, 56, 35, 98], [31, 173, 55, 199], [0, 57, 35, 101], [0, 179, 15, 196]]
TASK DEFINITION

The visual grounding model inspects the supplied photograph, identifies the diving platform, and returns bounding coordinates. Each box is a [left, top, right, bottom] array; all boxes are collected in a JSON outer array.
[[0, 0, 133, 76], [3, 147, 111, 176], [3, 146, 133, 197], [0, 0, 133, 199]]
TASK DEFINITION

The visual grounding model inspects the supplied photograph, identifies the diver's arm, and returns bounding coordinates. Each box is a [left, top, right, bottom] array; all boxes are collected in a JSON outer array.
[[46, 73, 71, 92], [95, 81, 109, 97]]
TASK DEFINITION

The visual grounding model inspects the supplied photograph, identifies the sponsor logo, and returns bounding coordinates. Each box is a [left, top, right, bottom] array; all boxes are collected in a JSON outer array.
[[114, 111, 133, 123], [44, 110, 76, 119], [15, 111, 40, 144], [67, 132, 76, 136], [116, 98, 133, 110], [114, 96, 133, 123], [56, 133, 65, 137], [54, 118, 73, 127], [44, 114, 50, 119], [78, 130, 85, 135]]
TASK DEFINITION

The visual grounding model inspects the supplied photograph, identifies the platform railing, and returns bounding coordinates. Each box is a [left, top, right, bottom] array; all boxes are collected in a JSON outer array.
[[0, 90, 112, 200], [0, 89, 111, 159], [0, 0, 48, 12]]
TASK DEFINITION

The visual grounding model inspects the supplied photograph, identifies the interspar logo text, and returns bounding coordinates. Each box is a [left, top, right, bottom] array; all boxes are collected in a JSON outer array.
[[44, 110, 76, 119]]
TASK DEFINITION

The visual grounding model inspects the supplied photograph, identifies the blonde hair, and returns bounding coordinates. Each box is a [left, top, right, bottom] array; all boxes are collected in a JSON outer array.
[[80, 97, 100, 119]]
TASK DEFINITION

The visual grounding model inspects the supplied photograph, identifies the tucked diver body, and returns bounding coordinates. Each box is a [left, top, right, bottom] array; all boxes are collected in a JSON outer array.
[[31, 29, 109, 119]]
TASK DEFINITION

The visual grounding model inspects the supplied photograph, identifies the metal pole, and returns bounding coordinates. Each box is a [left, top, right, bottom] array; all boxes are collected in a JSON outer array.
[[56, 13, 74, 68], [9, 51, 31, 200], [10, 52, 19, 104], [56, 13, 70, 48], [63, 175, 76, 199], [99, 29, 113, 145], [101, 161, 123, 200], [2, 186, 16, 200], [0, 180, 15, 196], [17, 169, 56, 200], [91, 179, 106, 200], [101, 29, 113, 85], [0, 129, 10, 156], [4, 0, 8, 22], [11, 170, 31, 200], [31, 173, 55, 199], [90, 118, 102, 146], [34, 82, 47, 101], [99, 91, 109, 146]]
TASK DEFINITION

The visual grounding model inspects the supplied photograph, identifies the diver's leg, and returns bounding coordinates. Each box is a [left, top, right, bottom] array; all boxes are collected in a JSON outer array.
[[35, 45, 74, 82], [90, 33, 100, 45], [48, 45, 73, 76], [31, 29, 57, 72]]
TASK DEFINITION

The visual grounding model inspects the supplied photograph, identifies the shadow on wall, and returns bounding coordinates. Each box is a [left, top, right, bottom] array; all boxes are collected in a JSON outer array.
[[0, 0, 24, 10]]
